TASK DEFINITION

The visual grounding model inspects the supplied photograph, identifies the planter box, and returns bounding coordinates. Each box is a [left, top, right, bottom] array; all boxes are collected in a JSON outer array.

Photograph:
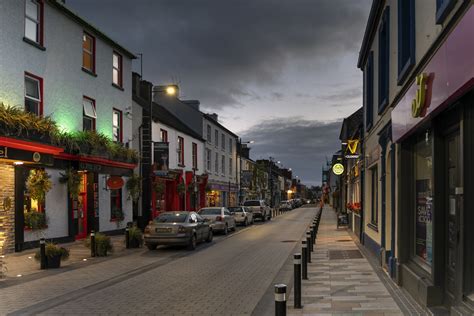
[[46, 255, 61, 269]]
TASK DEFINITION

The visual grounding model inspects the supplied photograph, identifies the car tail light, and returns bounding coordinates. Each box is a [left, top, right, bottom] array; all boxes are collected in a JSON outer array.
[[178, 226, 186, 233], [216, 216, 223, 221]]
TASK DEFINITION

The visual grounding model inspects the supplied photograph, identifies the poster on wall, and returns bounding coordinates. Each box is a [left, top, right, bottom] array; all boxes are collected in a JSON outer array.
[[241, 171, 253, 188], [415, 179, 433, 264]]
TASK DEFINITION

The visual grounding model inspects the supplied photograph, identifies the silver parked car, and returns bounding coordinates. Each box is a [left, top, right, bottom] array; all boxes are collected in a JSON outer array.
[[228, 206, 254, 226], [242, 200, 271, 221], [144, 211, 213, 251], [198, 207, 236, 235]]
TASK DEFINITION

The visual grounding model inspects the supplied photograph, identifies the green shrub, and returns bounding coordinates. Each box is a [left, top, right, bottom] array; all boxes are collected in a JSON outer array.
[[85, 232, 113, 256], [24, 211, 47, 230], [34, 242, 69, 261]]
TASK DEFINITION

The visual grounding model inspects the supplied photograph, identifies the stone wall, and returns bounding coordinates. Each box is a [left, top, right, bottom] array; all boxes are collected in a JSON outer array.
[[0, 163, 15, 255]]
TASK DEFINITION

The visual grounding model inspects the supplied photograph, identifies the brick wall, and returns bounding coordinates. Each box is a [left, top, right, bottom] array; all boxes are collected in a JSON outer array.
[[0, 163, 15, 255]]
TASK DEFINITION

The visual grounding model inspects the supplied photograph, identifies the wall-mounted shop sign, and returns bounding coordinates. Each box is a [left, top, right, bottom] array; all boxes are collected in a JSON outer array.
[[392, 7, 474, 141], [344, 139, 360, 159], [411, 73, 430, 118], [332, 163, 344, 175], [153, 142, 169, 177], [106, 176, 124, 190], [0, 146, 53, 165], [79, 162, 102, 172]]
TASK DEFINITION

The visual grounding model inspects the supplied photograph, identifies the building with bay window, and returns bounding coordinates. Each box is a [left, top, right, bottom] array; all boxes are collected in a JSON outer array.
[[359, 0, 474, 312], [0, 0, 136, 254]]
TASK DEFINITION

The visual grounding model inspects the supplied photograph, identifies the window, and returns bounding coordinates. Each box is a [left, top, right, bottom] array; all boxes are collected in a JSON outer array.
[[206, 149, 212, 171], [378, 7, 390, 113], [110, 189, 123, 221], [207, 125, 212, 143], [24, 0, 43, 45], [24, 73, 42, 116], [222, 134, 225, 150], [83, 96, 96, 131], [112, 109, 122, 142], [215, 130, 219, 148], [436, 0, 455, 24], [229, 158, 233, 175], [397, 0, 415, 84], [160, 129, 168, 142], [370, 166, 378, 226], [82, 32, 95, 73], [177, 136, 184, 166], [215, 152, 219, 173], [365, 52, 374, 130], [414, 132, 433, 265], [112, 52, 122, 87], [229, 139, 232, 153], [221, 155, 225, 174], [24, 168, 46, 215], [192, 142, 198, 169]]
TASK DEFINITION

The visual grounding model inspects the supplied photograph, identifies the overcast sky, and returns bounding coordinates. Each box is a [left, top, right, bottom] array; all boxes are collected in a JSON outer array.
[[67, 0, 371, 186]]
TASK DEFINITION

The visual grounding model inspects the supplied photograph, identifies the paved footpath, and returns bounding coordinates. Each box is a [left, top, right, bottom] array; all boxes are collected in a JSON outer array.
[[287, 206, 425, 316]]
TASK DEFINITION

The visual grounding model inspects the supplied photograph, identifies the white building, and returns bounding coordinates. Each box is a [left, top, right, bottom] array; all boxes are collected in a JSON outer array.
[[0, 0, 136, 253]]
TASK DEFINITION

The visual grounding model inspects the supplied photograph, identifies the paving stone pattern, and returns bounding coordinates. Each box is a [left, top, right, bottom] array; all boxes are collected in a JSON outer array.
[[288, 206, 403, 316]]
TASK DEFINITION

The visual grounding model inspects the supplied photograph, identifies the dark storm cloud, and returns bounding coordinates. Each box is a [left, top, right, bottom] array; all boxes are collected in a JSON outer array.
[[239, 118, 342, 185], [67, 0, 370, 109]]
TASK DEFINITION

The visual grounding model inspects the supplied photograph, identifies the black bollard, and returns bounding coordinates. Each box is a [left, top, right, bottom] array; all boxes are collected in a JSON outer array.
[[274, 284, 287, 316], [306, 232, 312, 262], [90, 230, 96, 257], [125, 227, 130, 249], [40, 238, 46, 270], [294, 253, 302, 309], [310, 224, 315, 245], [302, 240, 308, 280]]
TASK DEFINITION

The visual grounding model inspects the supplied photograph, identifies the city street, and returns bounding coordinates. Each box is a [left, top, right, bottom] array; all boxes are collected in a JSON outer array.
[[0, 207, 317, 315]]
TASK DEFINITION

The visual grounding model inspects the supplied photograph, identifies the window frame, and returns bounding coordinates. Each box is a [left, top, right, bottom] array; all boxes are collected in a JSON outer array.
[[82, 31, 96, 74], [436, 0, 456, 24], [221, 133, 225, 150], [112, 108, 123, 143], [160, 129, 168, 142], [83, 96, 96, 132], [24, 0, 44, 46], [112, 51, 123, 88], [206, 149, 212, 171], [207, 125, 212, 143], [397, 0, 415, 85], [370, 166, 379, 227], [221, 155, 226, 175], [378, 6, 390, 114], [229, 157, 233, 176], [215, 152, 219, 173], [229, 138, 232, 153], [177, 136, 184, 166], [110, 188, 123, 221], [24, 72, 43, 116], [192, 142, 198, 170], [365, 51, 374, 131], [215, 130, 219, 148]]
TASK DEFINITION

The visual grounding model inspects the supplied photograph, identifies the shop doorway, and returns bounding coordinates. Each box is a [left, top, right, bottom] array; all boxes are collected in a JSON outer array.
[[75, 172, 88, 239], [444, 130, 462, 305]]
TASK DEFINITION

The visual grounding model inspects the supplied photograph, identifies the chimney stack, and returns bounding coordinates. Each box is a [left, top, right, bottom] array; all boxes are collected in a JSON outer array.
[[182, 100, 200, 111], [208, 113, 218, 121]]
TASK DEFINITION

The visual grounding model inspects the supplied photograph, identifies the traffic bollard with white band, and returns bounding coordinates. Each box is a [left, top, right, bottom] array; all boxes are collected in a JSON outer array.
[[274, 284, 287, 316], [294, 253, 302, 309]]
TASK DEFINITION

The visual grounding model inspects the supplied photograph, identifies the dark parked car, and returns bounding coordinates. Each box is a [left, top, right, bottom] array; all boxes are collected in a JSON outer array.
[[144, 211, 213, 250]]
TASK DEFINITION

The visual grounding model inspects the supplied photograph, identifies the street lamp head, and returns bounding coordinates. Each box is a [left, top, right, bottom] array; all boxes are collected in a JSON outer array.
[[166, 86, 177, 95], [288, 168, 292, 171], [249, 140, 255, 144], [277, 161, 281, 164]]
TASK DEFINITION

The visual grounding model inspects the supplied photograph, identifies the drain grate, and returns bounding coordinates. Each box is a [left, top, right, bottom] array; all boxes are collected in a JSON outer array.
[[328, 249, 363, 260], [280, 240, 297, 243], [336, 239, 352, 242]]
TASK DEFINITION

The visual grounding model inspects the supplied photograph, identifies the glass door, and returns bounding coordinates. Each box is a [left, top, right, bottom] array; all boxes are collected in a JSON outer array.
[[75, 172, 88, 239]]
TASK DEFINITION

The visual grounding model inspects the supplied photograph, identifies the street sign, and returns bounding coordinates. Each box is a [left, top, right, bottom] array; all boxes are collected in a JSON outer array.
[[332, 163, 344, 175]]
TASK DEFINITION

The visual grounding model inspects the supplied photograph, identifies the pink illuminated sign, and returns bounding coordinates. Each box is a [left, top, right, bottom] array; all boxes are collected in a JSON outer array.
[[392, 6, 474, 142]]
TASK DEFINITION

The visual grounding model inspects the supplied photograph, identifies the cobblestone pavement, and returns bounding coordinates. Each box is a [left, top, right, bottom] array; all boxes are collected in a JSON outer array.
[[287, 206, 421, 316], [0, 207, 317, 315]]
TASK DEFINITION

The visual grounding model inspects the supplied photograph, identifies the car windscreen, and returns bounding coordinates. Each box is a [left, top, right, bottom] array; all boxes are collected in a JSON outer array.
[[154, 213, 187, 223], [199, 208, 221, 215], [228, 207, 243, 212], [243, 201, 260, 206]]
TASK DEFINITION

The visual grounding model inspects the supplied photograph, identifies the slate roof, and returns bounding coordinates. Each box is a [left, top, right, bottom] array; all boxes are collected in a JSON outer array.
[[339, 107, 363, 141]]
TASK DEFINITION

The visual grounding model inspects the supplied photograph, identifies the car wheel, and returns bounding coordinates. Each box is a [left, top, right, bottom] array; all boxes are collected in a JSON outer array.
[[188, 234, 197, 250], [206, 229, 213, 242], [223, 224, 228, 235], [231, 223, 236, 231], [262, 215, 266, 222], [146, 243, 157, 251]]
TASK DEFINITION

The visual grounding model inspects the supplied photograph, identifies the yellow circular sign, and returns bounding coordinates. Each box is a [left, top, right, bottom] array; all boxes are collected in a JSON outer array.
[[332, 163, 344, 175]]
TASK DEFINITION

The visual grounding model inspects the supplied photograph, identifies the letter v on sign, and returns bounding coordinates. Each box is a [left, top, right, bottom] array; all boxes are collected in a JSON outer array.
[[347, 140, 359, 155]]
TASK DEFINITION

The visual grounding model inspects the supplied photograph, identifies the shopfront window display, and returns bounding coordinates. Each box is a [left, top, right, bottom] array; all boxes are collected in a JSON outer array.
[[414, 131, 433, 266]]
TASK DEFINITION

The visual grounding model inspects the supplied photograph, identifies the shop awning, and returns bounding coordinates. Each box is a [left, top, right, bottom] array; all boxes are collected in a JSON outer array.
[[0, 136, 63, 155]]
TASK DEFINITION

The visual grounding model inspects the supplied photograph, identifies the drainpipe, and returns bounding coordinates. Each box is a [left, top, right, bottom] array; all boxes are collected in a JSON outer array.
[[390, 143, 396, 278]]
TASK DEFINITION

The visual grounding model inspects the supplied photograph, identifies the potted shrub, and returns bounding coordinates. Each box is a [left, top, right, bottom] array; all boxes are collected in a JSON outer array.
[[35, 242, 69, 269], [127, 226, 143, 248], [26, 169, 52, 205], [126, 174, 141, 204], [177, 182, 186, 196], [24, 211, 47, 230], [85, 232, 113, 256], [153, 180, 165, 197], [59, 168, 82, 200]]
